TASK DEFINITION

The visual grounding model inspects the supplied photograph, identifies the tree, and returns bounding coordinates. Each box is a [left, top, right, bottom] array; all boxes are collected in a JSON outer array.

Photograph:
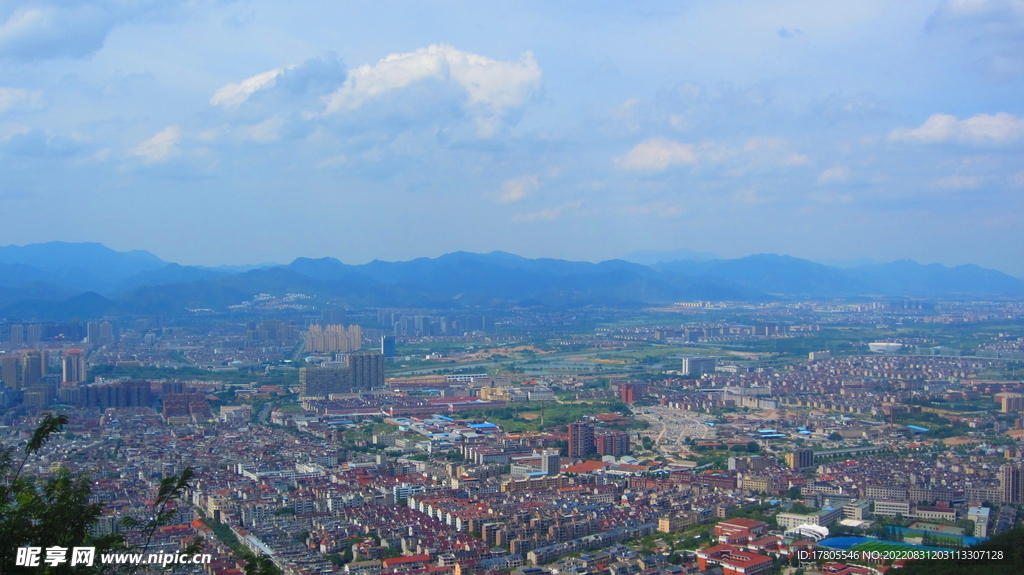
[[0, 415, 200, 575]]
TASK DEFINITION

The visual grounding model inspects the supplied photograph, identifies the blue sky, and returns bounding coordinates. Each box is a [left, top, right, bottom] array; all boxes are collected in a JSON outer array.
[[1, 0, 1022, 275]]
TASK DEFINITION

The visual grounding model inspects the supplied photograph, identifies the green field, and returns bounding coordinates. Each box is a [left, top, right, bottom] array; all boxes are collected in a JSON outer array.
[[850, 540, 948, 555]]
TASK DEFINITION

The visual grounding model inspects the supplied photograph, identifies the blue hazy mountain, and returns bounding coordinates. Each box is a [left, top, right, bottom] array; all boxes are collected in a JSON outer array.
[[0, 243, 1022, 318], [621, 248, 722, 265], [0, 242, 166, 293], [846, 260, 1024, 296]]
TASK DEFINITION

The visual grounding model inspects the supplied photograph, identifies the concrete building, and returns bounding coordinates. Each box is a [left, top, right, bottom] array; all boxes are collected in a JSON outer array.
[[967, 506, 990, 538], [568, 422, 595, 457], [681, 357, 717, 377], [62, 349, 87, 384], [786, 449, 814, 470], [873, 500, 911, 518]]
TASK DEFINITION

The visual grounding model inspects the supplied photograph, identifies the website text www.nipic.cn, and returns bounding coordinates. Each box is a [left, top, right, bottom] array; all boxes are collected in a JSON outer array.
[[15, 547, 212, 568]]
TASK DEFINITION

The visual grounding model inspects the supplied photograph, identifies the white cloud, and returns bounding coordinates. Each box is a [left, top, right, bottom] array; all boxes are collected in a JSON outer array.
[[932, 175, 981, 189], [512, 201, 582, 222], [0, 86, 42, 112], [496, 174, 540, 203], [241, 117, 285, 143], [211, 66, 295, 108], [817, 164, 851, 184], [322, 44, 541, 135], [888, 112, 1024, 144], [131, 125, 182, 163], [616, 137, 698, 171]]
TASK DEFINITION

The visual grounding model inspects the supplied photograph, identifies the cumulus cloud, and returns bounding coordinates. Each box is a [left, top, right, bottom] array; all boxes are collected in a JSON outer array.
[[496, 174, 540, 203], [0, 86, 42, 112], [888, 112, 1024, 144], [616, 137, 698, 171], [817, 165, 851, 184], [131, 125, 182, 163], [512, 201, 582, 222], [321, 44, 541, 135], [211, 66, 296, 107]]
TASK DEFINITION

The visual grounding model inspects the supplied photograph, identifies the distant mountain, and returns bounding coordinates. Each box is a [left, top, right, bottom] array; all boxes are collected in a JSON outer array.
[[622, 248, 721, 265], [652, 254, 874, 296], [0, 242, 1022, 319], [106, 263, 229, 296], [847, 260, 1024, 296], [0, 242, 166, 293]]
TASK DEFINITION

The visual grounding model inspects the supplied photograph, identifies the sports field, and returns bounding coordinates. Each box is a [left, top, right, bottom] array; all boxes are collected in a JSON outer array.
[[850, 540, 948, 555]]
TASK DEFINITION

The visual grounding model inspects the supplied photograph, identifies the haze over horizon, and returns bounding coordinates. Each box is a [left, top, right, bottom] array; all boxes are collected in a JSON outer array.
[[1, 1, 1022, 275]]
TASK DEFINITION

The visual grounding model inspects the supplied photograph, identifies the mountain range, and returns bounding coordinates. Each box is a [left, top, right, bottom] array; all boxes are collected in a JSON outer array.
[[0, 242, 1022, 319]]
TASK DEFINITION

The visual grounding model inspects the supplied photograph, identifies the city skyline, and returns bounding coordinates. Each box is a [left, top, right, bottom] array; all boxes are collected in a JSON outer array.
[[1, 1, 1023, 275]]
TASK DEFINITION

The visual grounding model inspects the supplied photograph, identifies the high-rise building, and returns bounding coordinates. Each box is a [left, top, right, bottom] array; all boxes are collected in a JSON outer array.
[[62, 349, 87, 384], [681, 357, 717, 376], [9, 324, 24, 344], [786, 448, 815, 470], [26, 324, 41, 344], [22, 350, 46, 387], [1000, 462, 1023, 504], [381, 336, 396, 358], [80, 380, 152, 409], [349, 353, 385, 391], [620, 382, 644, 404], [299, 353, 385, 397], [305, 324, 361, 353], [568, 422, 595, 457], [540, 448, 561, 476], [299, 367, 352, 397], [596, 430, 630, 456], [87, 321, 116, 345], [1, 354, 20, 389], [996, 393, 1024, 414]]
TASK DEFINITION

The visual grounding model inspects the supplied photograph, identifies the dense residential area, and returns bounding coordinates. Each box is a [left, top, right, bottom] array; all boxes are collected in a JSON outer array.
[[1, 282, 1023, 575]]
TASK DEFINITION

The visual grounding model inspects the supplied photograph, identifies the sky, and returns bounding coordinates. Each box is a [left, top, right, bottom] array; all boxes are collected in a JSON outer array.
[[1, 1, 1023, 275]]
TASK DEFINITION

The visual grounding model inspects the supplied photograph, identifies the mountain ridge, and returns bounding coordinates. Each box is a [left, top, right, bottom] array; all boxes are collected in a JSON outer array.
[[0, 242, 1021, 319]]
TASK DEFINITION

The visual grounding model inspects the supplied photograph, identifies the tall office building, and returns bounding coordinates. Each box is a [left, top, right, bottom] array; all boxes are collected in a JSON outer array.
[[786, 448, 815, 470], [568, 422, 596, 457], [1000, 462, 1023, 504], [62, 349, 87, 384], [681, 357, 717, 376]]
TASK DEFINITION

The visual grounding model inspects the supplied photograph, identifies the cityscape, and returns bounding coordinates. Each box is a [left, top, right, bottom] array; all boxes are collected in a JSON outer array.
[[0, 242, 1022, 574], [2, 1, 1023, 574]]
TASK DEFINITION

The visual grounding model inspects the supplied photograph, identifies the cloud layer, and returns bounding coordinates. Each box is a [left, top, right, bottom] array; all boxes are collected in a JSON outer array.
[[0, 1, 1021, 276]]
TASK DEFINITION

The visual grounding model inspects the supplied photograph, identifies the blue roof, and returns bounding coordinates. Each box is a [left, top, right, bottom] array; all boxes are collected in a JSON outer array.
[[468, 423, 497, 428], [907, 425, 929, 431]]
